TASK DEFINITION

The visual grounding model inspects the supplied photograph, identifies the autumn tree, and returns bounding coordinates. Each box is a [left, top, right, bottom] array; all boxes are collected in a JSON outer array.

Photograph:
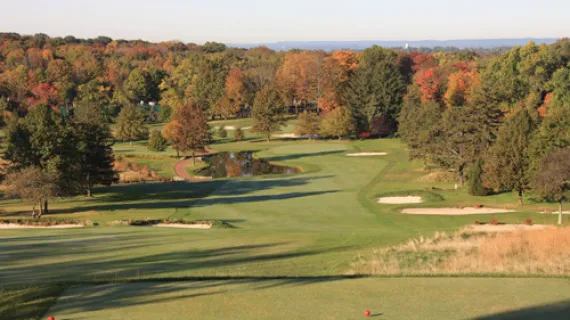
[[163, 100, 211, 163], [233, 127, 245, 141], [484, 109, 536, 205], [296, 111, 320, 139], [252, 84, 286, 141], [115, 105, 148, 146], [532, 148, 570, 225], [191, 58, 227, 114], [215, 67, 246, 118], [319, 107, 354, 140], [3, 168, 59, 218], [528, 107, 570, 175], [147, 129, 168, 152]]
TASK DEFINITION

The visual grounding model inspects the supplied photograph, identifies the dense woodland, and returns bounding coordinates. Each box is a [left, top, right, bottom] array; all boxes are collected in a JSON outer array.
[[1, 33, 570, 220]]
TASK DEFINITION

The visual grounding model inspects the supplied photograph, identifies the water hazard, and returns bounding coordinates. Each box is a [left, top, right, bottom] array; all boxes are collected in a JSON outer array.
[[198, 152, 300, 178]]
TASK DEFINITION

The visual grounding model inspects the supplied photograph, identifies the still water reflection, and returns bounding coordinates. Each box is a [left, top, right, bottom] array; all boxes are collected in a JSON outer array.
[[198, 152, 300, 178]]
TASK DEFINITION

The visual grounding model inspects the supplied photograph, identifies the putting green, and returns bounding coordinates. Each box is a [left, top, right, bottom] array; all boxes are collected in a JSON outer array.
[[45, 278, 570, 320]]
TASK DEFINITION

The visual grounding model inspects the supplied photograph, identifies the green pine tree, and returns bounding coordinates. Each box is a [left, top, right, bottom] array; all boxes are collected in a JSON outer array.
[[484, 109, 537, 205]]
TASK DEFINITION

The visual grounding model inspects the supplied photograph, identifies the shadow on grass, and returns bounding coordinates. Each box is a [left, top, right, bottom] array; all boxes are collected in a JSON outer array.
[[4, 175, 337, 216], [473, 300, 570, 320], [264, 150, 344, 163], [1, 236, 355, 287], [46, 276, 360, 316]]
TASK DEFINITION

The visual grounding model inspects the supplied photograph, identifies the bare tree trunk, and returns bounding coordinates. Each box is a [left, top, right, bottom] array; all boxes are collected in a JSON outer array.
[[458, 170, 464, 186], [43, 200, 49, 215], [559, 201, 563, 226], [193, 151, 196, 166], [518, 189, 524, 206], [87, 173, 92, 197], [129, 140, 133, 147], [267, 133, 271, 142], [423, 156, 427, 171], [38, 199, 43, 218], [32, 202, 37, 218], [177, 149, 180, 158]]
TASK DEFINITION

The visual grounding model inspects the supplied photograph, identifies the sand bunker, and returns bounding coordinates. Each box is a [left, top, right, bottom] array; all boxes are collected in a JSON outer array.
[[0, 223, 85, 229], [401, 207, 515, 215], [152, 223, 211, 229], [466, 224, 554, 233], [346, 152, 388, 157], [378, 196, 423, 204], [272, 133, 299, 138], [222, 126, 251, 131]]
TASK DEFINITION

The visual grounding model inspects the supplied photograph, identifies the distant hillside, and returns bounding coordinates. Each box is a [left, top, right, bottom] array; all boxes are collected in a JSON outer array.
[[229, 38, 561, 51]]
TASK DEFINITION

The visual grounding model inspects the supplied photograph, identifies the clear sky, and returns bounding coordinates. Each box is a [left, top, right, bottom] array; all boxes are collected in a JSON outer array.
[[1, 0, 569, 43]]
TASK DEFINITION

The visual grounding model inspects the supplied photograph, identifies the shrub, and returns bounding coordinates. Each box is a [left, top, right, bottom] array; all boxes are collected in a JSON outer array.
[[147, 129, 168, 152], [217, 125, 228, 139], [468, 159, 491, 196], [524, 218, 533, 226], [234, 127, 245, 141], [474, 203, 483, 209], [488, 217, 499, 225], [473, 220, 480, 225]]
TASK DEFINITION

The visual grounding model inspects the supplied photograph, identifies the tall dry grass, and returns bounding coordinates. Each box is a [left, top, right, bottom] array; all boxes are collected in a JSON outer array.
[[350, 227, 570, 275]]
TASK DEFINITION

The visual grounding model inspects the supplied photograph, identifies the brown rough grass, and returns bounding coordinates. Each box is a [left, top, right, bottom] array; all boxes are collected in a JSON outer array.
[[350, 227, 570, 275]]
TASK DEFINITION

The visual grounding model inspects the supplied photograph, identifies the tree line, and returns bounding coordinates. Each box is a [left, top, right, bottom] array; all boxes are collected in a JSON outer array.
[[1, 33, 569, 220], [398, 40, 570, 224]]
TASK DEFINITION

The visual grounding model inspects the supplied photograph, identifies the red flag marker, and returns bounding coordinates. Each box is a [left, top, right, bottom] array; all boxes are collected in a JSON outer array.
[[364, 309, 371, 317], [48, 317, 55, 320]]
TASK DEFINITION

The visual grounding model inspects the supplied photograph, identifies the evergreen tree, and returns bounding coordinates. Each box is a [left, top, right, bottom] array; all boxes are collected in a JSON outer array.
[[468, 159, 490, 196], [73, 121, 118, 197], [5, 105, 78, 213], [398, 86, 443, 170], [147, 129, 168, 152], [115, 105, 147, 146], [342, 46, 406, 132], [431, 99, 501, 186], [484, 109, 536, 205], [252, 84, 286, 141]]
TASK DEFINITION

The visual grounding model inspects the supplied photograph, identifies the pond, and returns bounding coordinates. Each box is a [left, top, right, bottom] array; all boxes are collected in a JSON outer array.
[[198, 152, 300, 178]]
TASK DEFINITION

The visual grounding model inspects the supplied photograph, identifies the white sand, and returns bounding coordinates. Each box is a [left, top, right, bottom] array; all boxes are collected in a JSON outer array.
[[222, 126, 252, 131], [378, 196, 423, 204], [152, 223, 211, 229], [401, 207, 515, 215], [346, 152, 388, 157], [466, 224, 554, 233], [0, 223, 85, 229], [272, 133, 299, 138]]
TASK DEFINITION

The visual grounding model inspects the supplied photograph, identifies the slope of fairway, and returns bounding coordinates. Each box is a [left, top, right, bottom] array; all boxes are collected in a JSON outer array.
[[44, 278, 570, 320], [0, 139, 566, 287]]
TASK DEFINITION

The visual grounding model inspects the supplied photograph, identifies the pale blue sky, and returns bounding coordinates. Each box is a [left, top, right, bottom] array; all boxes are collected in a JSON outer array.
[[1, 0, 568, 43]]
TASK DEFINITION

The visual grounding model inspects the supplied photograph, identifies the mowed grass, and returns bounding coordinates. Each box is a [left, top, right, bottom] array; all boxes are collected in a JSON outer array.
[[1, 120, 569, 319], [40, 278, 570, 320], [1, 138, 567, 287]]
